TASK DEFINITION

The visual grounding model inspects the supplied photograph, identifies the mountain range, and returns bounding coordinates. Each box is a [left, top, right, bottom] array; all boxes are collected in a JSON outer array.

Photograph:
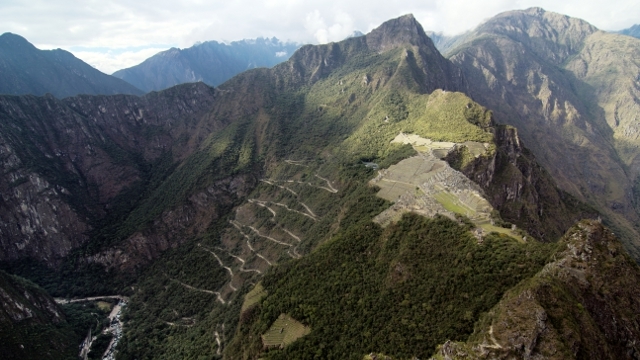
[[0, 33, 142, 98], [112, 38, 301, 92], [0, 8, 639, 360]]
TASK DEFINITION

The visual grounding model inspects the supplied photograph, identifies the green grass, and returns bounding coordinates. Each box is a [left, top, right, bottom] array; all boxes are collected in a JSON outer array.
[[262, 314, 311, 348], [242, 283, 267, 313], [477, 222, 524, 242], [434, 191, 477, 216]]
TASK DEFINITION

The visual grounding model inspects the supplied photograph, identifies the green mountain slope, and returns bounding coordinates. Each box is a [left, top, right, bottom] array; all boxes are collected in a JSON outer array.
[[447, 7, 640, 259], [227, 214, 556, 359], [0, 33, 143, 98], [432, 220, 640, 360]]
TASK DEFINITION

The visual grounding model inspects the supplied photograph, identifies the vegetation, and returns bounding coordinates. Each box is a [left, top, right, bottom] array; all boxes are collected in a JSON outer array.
[[0, 271, 78, 360], [88, 333, 114, 359], [228, 214, 554, 359], [113, 24, 592, 359], [0, 12, 613, 360], [262, 314, 311, 348]]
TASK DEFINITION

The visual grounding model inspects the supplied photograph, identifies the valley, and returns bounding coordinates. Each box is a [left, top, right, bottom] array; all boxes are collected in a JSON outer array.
[[0, 7, 639, 360]]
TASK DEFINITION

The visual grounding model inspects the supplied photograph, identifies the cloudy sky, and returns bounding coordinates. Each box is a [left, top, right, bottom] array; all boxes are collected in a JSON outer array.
[[1, 0, 638, 74]]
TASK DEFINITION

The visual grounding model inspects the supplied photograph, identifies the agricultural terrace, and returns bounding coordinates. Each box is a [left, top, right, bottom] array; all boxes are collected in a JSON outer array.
[[262, 313, 311, 348]]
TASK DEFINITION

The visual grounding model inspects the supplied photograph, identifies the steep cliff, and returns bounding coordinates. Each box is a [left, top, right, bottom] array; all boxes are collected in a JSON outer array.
[[447, 124, 596, 241], [0, 83, 220, 266]]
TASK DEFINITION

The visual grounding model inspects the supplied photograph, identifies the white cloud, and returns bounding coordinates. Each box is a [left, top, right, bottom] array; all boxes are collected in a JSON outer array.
[[0, 0, 638, 73], [72, 47, 170, 75]]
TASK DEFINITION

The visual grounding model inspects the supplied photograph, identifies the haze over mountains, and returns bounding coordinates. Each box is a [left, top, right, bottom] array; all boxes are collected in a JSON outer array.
[[617, 24, 640, 38], [0, 7, 639, 360], [112, 38, 301, 92], [0, 33, 301, 98], [0, 33, 143, 98]]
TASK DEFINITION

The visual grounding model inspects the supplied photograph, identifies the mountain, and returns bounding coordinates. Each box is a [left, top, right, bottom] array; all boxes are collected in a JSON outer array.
[[345, 30, 365, 39], [433, 220, 640, 359], [617, 24, 640, 38], [0, 11, 636, 360], [0, 270, 76, 359], [112, 37, 301, 92], [0, 33, 143, 98], [425, 31, 465, 54], [445, 7, 640, 259]]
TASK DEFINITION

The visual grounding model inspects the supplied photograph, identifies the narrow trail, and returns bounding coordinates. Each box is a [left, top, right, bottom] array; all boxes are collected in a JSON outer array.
[[213, 330, 222, 355], [299, 202, 318, 218], [215, 247, 262, 274], [272, 201, 317, 221], [480, 325, 503, 350], [165, 274, 225, 304], [198, 244, 234, 277], [260, 179, 298, 196], [263, 178, 337, 194], [238, 222, 298, 259], [245, 238, 274, 266], [54, 295, 128, 304], [283, 228, 303, 259], [315, 174, 338, 193], [250, 198, 317, 221], [246, 225, 295, 248], [165, 319, 195, 328], [248, 198, 277, 217], [198, 244, 238, 292], [282, 228, 301, 242], [229, 220, 273, 266], [285, 159, 309, 167]]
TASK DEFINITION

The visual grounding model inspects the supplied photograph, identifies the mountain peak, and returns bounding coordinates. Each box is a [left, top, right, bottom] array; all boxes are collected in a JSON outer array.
[[523, 6, 546, 15], [365, 14, 433, 52], [0, 32, 36, 50]]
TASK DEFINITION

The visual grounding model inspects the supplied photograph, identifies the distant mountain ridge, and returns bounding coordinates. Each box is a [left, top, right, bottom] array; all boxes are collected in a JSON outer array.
[[617, 24, 640, 38], [112, 37, 301, 92], [0, 33, 143, 98]]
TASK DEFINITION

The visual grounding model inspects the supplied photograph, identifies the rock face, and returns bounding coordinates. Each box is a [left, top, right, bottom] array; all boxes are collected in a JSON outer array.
[[432, 220, 640, 359], [448, 7, 640, 258], [282, 14, 465, 93], [86, 172, 256, 271], [0, 33, 142, 98], [448, 125, 596, 241], [112, 37, 301, 92], [0, 83, 231, 267], [0, 270, 64, 324]]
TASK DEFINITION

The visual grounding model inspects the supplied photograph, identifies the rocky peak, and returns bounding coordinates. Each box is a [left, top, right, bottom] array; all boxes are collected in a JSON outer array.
[[475, 7, 597, 64], [365, 14, 437, 53]]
